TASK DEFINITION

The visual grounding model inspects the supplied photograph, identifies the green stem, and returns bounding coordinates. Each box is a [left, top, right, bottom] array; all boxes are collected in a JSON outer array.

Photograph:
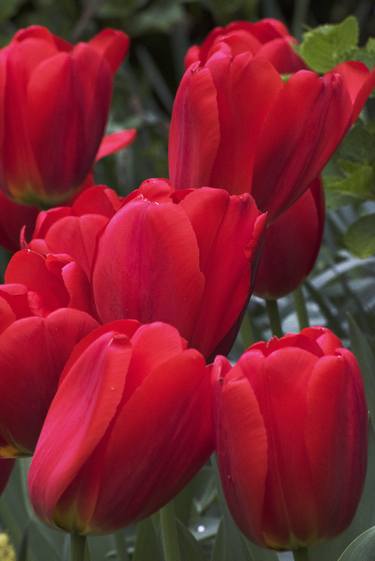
[[292, 0, 310, 38], [70, 534, 87, 561], [265, 299, 283, 337], [240, 311, 255, 348], [114, 530, 129, 561], [293, 547, 310, 561], [160, 501, 181, 561], [293, 286, 310, 330]]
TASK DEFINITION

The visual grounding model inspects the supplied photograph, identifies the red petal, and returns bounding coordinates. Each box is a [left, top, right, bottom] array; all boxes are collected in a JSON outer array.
[[181, 188, 266, 356], [169, 63, 220, 189], [0, 309, 97, 456], [305, 353, 367, 538], [207, 53, 282, 195], [96, 129, 137, 161], [253, 71, 352, 219], [92, 199, 205, 342], [29, 330, 132, 525], [214, 356, 268, 545], [332, 61, 375, 123], [88, 29, 130, 73], [88, 349, 212, 530], [45, 214, 108, 276]]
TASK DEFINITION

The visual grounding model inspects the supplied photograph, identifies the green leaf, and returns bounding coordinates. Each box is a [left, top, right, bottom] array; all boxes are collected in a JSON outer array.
[[344, 215, 375, 258], [324, 164, 375, 202], [176, 520, 207, 561], [0, 0, 26, 21], [338, 526, 375, 561], [133, 518, 163, 561], [298, 16, 359, 73], [348, 315, 375, 428]]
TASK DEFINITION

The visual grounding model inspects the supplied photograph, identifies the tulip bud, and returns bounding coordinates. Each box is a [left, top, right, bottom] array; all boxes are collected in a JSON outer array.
[[254, 178, 325, 299], [0, 26, 130, 207], [28, 320, 213, 534], [214, 327, 368, 550]]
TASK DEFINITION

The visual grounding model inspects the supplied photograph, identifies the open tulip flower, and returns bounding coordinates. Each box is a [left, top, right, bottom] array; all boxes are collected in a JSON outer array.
[[213, 327, 368, 551], [28, 320, 213, 534], [254, 178, 325, 299], [0, 283, 97, 457], [0, 25, 135, 209], [7, 180, 267, 358], [169, 19, 375, 221]]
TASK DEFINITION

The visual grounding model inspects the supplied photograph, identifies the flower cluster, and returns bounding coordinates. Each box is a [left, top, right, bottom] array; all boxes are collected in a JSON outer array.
[[0, 17, 372, 555]]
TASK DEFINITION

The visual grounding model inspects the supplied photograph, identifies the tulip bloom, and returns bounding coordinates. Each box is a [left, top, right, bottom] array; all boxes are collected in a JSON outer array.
[[28, 320, 213, 534], [0, 25, 134, 207], [214, 327, 368, 550], [185, 19, 305, 73], [170, 20, 375, 220], [254, 178, 325, 299], [0, 284, 97, 457], [10, 181, 266, 358]]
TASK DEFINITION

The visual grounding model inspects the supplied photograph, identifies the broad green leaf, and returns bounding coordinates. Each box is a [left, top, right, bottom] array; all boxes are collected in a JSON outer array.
[[324, 163, 375, 202], [133, 518, 163, 561], [176, 520, 207, 561], [298, 16, 359, 73], [348, 315, 375, 428], [344, 215, 375, 258], [338, 526, 375, 561]]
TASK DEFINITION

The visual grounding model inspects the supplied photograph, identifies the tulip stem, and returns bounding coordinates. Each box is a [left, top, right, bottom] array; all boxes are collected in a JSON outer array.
[[293, 286, 310, 329], [293, 547, 310, 561], [265, 299, 283, 337], [70, 534, 87, 561], [160, 501, 182, 561]]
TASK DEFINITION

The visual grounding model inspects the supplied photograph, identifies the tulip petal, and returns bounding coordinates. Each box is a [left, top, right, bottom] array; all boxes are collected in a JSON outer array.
[[306, 353, 368, 538], [181, 188, 266, 356], [332, 61, 375, 123], [92, 199, 205, 341], [253, 71, 352, 219], [45, 214, 108, 277], [27, 46, 111, 200], [246, 348, 319, 548], [0, 309, 97, 456], [85, 349, 212, 531], [207, 53, 282, 195], [215, 357, 268, 544], [29, 330, 132, 526], [169, 63, 220, 189], [96, 129, 137, 161], [89, 29, 130, 73]]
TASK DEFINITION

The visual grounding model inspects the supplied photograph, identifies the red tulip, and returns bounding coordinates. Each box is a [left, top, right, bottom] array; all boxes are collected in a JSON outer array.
[[185, 19, 305, 73], [10, 181, 266, 358], [28, 320, 213, 534], [170, 22, 374, 220], [254, 178, 325, 298], [0, 458, 14, 495], [0, 284, 98, 457], [0, 25, 133, 207], [213, 327, 368, 550]]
